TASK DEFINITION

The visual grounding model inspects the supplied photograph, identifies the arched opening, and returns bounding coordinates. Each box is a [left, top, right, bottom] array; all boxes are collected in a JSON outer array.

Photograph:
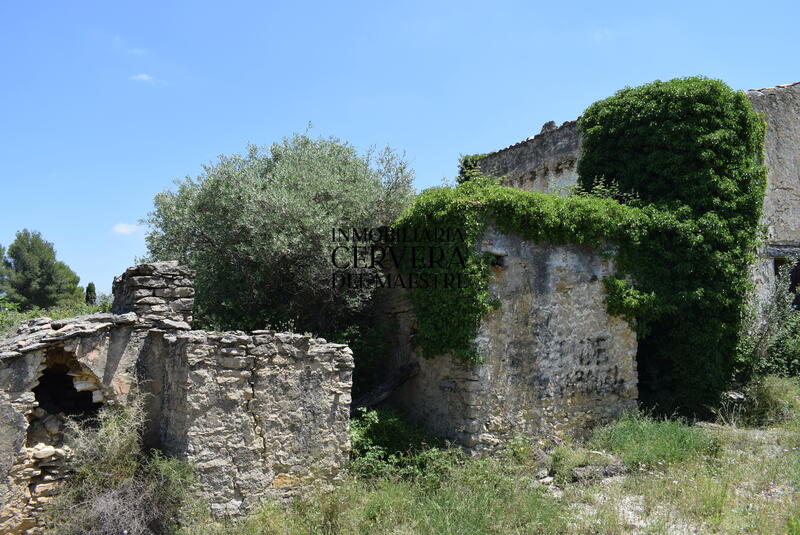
[[32, 363, 102, 419]]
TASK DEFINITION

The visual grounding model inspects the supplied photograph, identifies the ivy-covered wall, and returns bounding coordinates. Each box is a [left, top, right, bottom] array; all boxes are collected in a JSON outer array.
[[397, 77, 767, 416]]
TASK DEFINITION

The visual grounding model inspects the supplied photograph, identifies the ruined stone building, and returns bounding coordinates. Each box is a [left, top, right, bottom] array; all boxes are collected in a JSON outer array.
[[382, 81, 800, 451], [1, 81, 797, 532], [0, 262, 353, 533], [477, 82, 800, 303]]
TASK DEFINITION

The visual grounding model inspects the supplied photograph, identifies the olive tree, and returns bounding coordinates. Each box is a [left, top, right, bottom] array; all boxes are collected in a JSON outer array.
[[144, 133, 415, 333]]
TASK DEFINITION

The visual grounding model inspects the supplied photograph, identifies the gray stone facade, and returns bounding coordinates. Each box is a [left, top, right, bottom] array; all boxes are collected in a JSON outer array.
[[0, 261, 353, 533], [478, 82, 800, 308], [386, 225, 638, 452], [140, 329, 352, 516], [479, 120, 581, 195]]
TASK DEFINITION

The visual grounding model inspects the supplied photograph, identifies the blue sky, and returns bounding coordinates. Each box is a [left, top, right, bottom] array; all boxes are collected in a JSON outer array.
[[1, 1, 798, 294]]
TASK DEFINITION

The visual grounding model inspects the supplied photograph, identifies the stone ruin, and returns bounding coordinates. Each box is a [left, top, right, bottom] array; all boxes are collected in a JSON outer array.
[[2, 79, 796, 534], [477, 82, 800, 305], [381, 225, 638, 452], [0, 262, 353, 533]]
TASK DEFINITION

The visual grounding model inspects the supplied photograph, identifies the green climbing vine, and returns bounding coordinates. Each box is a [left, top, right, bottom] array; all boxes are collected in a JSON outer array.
[[396, 77, 767, 414]]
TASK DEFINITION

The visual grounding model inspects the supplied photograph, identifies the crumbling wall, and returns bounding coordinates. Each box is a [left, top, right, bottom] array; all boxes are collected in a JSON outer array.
[[748, 82, 800, 247], [139, 329, 353, 515], [112, 261, 195, 328], [0, 312, 149, 534], [1, 260, 354, 531], [478, 120, 581, 195], [388, 225, 638, 452]]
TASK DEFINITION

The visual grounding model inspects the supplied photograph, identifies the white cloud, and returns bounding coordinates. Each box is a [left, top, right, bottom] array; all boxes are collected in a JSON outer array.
[[128, 47, 147, 55], [113, 223, 140, 235], [129, 73, 154, 83]]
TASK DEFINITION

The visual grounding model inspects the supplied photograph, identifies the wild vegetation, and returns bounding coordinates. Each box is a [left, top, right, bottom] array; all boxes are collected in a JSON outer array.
[[142, 133, 416, 337], [402, 77, 768, 414], [45, 379, 800, 535]]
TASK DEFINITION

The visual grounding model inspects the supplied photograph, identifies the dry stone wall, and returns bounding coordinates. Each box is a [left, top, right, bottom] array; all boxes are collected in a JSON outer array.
[[0, 261, 354, 532], [139, 329, 353, 515], [0, 312, 149, 534], [112, 261, 195, 328], [386, 225, 638, 452]]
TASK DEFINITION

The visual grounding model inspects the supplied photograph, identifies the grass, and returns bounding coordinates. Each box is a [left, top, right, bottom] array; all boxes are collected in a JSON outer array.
[[589, 410, 721, 468], [43, 381, 800, 535]]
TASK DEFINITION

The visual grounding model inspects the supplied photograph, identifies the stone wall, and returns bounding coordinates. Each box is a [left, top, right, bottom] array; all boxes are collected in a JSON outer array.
[[0, 313, 150, 534], [478, 120, 581, 195], [386, 225, 638, 452], [748, 82, 800, 247], [0, 261, 355, 531], [112, 261, 195, 328], [139, 329, 353, 515]]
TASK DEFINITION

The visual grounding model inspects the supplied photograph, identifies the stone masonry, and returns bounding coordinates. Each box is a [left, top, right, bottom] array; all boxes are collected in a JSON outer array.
[[0, 261, 354, 532], [139, 329, 353, 516], [385, 225, 638, 452], [477, 82, 800, 306]]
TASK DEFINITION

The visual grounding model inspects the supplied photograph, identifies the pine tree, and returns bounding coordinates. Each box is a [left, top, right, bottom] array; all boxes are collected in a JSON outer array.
[[0, 229, 82, 310]]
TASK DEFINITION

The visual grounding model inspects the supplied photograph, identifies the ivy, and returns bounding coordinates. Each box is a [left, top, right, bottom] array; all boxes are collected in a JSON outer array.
[[457, 153, 488, 184], [396, 77, 767, 415]]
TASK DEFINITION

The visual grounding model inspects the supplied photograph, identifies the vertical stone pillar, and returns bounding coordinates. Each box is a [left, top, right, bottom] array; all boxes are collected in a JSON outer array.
[[111, 261, 195, 328]]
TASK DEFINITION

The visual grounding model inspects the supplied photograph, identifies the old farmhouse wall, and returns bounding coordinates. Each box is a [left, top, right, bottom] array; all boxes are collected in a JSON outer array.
[[478, 82, 800, 305], [385, 225, 638, 452], [0, 262, 354, 533], [140, 329, 352, 516]]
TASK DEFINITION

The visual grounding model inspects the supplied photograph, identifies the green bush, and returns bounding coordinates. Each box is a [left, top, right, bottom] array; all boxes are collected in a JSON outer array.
[[348, 407, 447, 479], [578, 77, 767, 414], [46, 394, 200, 535], [144, 133, 415, 335], [456, 153, 487, 184], [738, 255, 800, 378], [589, 411, 721, 468]]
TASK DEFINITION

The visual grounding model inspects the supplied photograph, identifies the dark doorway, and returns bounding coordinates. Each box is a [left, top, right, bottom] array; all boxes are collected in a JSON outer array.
[[32, 364, 102, 419]]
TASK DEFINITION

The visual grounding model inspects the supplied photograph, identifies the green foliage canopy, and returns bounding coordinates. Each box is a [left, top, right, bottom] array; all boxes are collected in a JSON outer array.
[[578, 76, 767, 412], [0, 229, 83, 310], [144, 133, 416, 333]]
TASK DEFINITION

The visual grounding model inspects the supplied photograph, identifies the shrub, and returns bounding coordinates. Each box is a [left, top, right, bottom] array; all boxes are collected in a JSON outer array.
[[578, 77, 767, 415], [589, 411, 721, 468], [45, 394, 199, 535], [738, 255, 800, 379], [143, 133, 415, 334], [348, 407, 447, 479], [741, 375, 800, 426]]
